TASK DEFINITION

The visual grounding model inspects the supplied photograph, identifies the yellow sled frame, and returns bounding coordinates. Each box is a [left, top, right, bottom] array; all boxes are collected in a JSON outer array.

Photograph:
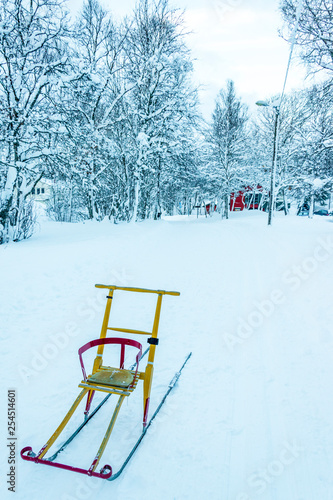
[[22, 284, 180, 478]]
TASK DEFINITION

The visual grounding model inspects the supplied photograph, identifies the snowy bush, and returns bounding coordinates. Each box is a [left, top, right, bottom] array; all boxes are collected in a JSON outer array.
[[46, 184, 87, 223], [12, 200, 36, 243]]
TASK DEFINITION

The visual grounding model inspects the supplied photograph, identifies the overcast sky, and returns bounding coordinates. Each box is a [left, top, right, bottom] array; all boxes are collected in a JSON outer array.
[[68, 0, 311, 119]]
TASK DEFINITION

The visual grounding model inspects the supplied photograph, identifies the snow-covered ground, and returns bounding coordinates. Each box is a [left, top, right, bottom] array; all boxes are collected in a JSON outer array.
[[1, 211, 333, 500]]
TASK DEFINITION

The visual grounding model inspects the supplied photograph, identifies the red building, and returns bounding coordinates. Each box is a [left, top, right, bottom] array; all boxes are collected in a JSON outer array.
[[230, 186, 263, 211], [205, 201, 217, 214]]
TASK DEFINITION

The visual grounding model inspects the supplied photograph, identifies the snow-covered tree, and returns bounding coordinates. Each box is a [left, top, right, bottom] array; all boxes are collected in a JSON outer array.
[[280, 0, 333, 75], [206, 80, 248, 218], [123, 0, 199, 221], [0, 0, 69, 243], [253, 85, 333, 216], [253, 90, 313, 214], [52, 0, 131, 221], [285, 85, 333, 213]]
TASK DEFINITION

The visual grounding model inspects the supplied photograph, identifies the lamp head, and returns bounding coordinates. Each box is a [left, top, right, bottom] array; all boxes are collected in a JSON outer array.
[[255, 100, 269, 107]]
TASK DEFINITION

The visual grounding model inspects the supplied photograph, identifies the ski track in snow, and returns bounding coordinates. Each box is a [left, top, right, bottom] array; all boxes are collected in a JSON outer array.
[[1, 212, 333, 500]]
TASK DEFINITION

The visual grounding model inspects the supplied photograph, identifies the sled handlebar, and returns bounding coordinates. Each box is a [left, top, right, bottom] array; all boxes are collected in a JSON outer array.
[[95, 284, 180, 296]]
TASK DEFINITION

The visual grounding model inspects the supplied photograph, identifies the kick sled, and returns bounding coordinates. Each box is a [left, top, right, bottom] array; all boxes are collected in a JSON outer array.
[[21, 284, 191, 480]]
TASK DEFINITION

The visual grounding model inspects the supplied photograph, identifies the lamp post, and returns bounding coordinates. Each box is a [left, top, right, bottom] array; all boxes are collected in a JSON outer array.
[[256, 100, 280, 226]]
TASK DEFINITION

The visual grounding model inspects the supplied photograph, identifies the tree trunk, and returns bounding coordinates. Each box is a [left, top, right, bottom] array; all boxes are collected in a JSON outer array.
[[131, 178, 140, 222], [68, 179, 73, 222], [87, 184, 94, 219], [308, 193, 314, 218], [0, 166, 17, 222], [224, 194, 229, 219], [282, 189, 288, 215], [258, 194, 264, 211], [156, 167, 162, 219]]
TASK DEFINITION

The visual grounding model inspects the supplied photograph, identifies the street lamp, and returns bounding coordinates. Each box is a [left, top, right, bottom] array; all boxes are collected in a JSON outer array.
[[256, 100, 280, 226]]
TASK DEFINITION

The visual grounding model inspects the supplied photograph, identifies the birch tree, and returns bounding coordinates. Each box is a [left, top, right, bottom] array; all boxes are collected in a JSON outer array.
[[123, 0, 198, 221], [207, 80, 248, 218], [284, 85, 333, 212], [0, 0, 69, 243], [54, 0, 130, 220], [280, 0, 333, 75]]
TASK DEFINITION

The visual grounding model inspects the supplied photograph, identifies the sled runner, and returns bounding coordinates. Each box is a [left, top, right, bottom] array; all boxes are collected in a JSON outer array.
[[21, 284, 191, 480]]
